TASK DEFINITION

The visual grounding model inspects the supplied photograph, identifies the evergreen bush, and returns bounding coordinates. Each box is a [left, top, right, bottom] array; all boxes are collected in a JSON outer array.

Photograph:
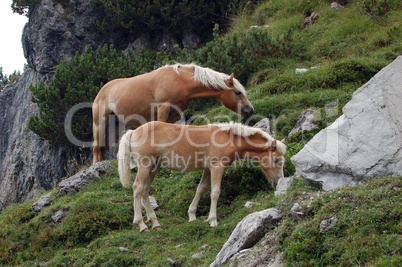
[[90, 0, 254, 42], [28, 45, 168, 144]]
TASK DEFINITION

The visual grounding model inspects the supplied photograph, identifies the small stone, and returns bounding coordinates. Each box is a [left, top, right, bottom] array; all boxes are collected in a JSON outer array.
[[200, 244, 208, 250], [287, 211, 306, 221], [32, 193, 52, 212], [119, 247, 129, 252], [167, 257, 178, 266], [254, 118, 271, 134], [51, 210, 66, 223], [296, 68, 309, 74], [288, 108, 320, 137], [275, 177, 294, 197], [192, 252, 204, 259], [291, 203, 301, 211], [244, 201, 256, 208], [330, 2, 344, 10], [142, 196, 159, 210], [320, 216, 338, 233]]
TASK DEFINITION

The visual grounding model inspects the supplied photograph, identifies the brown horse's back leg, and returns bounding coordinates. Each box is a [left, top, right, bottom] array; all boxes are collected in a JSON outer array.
[[143, 158, 162, 230], [92, 120, 105, 165], [102, 113, 123, 159], [92, 102, 109, 165]]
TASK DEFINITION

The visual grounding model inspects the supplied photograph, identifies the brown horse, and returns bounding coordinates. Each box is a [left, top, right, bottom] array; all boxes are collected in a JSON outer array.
[[118, 121, 286, 232], [92, 63, 254, 165]]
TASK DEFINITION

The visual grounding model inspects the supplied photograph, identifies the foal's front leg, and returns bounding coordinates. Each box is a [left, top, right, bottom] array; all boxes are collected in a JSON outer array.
[[206, 167, 225, 228], [133, 166, 151, 232], [188, 170, 211, 222]]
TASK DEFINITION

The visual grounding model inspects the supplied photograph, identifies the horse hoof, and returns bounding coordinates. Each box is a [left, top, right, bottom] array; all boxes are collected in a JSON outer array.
[[153, 226, 162, 231], [140, 228, 150, 233]]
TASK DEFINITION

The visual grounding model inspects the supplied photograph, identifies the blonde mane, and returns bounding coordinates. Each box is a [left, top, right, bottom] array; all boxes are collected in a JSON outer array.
[[212, 122, 286, 155], [160, 63, 247, 96]]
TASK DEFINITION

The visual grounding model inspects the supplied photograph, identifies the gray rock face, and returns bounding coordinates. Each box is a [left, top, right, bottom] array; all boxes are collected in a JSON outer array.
[[0, 0, 105, 211], [0, 70, 75, 211], [291, 56, 402, 191], [182, 28, 200, 50], [210, 208, 281, 267], [23, 0, 99, 73]]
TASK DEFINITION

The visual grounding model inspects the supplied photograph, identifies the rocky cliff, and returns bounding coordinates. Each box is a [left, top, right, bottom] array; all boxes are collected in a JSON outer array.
[[0, 0, 201, 211], [0, 0, 98, 211]]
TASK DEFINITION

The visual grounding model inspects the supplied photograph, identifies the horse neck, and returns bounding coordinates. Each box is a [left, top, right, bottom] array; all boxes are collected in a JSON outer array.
[[236, 134, 270, 158], [187, 83, 223, 100]]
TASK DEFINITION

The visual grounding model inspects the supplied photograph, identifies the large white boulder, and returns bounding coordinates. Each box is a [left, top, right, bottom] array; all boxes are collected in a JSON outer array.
[[291, 56, 402, 191]]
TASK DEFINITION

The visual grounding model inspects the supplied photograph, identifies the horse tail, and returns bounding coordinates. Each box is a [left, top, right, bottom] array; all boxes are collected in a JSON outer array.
[[118, 130, 133, 187]]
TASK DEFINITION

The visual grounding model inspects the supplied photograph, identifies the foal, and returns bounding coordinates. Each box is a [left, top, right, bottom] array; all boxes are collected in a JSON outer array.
[[118, 121, 286, 232]]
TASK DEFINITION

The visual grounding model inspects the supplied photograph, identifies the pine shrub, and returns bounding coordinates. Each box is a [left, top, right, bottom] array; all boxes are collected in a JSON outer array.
[[28, 45, 168, 144]]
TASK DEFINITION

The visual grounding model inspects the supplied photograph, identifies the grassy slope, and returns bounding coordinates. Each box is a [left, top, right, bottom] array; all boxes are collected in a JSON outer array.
[[200, 0, 400, 134], [0, 162, 400, 266], [191, 0, 401, 177], [0, 0, 401, 266]]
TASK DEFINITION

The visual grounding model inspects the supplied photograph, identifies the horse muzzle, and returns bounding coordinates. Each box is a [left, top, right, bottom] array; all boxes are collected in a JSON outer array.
[[241, 104, 254, 119]]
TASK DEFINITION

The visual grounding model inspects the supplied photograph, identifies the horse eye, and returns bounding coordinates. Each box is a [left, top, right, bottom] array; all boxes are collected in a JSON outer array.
[[274, 158, 279, 165], [235, 91, 241, 95]]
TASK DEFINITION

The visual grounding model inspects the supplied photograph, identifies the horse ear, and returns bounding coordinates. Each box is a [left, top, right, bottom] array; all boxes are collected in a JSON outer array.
[[280, 138, 286, 144], [226, 73, 234, 86], [271, 139, 277, 151]]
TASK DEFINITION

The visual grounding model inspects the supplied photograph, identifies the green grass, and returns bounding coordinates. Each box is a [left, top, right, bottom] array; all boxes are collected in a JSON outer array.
[[278, 177, 402, 266], [0, 161, 400, 266], [0, 161, 278, 266]]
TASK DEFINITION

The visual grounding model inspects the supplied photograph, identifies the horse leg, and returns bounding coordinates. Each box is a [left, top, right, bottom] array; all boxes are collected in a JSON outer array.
[[188, 170, 211, 222], [133, 165, 151, 232], [104, 114, 122, 156], [92, 101, 109, 165], [157, 103, 171, 122], [143, 158, 162, 230], [92, 117, 107, 165], [206, 167, 225, 228]]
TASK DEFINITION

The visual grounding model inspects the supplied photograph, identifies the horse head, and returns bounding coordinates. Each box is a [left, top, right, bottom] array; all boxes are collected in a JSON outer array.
[[260, 138, 286, 188], [219, 74, 254, 119]]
